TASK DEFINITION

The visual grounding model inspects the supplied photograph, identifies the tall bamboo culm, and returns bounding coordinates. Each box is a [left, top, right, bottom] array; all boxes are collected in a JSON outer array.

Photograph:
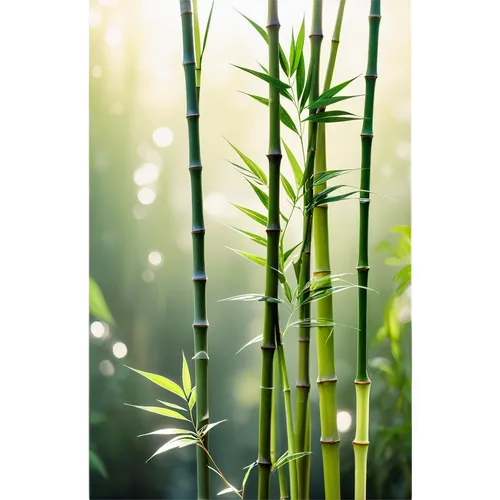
[[179, 1, 210, 498], [257, 1, 282, 498], [312, 1, 347, 499], [354, 1, 381, 499], [295, 2, 323, 499]]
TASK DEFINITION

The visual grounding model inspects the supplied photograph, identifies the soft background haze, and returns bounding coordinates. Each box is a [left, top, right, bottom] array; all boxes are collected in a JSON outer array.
[[89, 0, 411, 499]]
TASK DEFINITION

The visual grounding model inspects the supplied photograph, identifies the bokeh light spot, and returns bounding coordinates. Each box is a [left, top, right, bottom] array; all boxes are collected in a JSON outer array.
[[337, 410, 352, 433], [137, 187, 156, 205], [99, 360, 115, 377], [112, 342, 128, 359], [105, 26, 123, 47], [89, 7, 102, 28], [90, 321, 106, 338], [148, 251, 162, 266], [142, 269, 155, 283], [91, 66, 102, 78], [134, 163, 159, 186], [152, 127, 174, 148]]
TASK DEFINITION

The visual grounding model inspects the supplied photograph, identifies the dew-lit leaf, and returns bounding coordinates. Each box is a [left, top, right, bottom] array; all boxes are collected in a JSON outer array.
[[236, 334, 263, 354], [125, 367, 186, 400], [226, 140, 267, 184], [217, 486, 240, 496], [138, 428, 195, 438], [182, 352, 192, 397], [124, 404, 190, 421], [231, 204, 267, 226], [146, 436, 198, 462], [227, 248, 266, 268], [199, 419, 227, 436]]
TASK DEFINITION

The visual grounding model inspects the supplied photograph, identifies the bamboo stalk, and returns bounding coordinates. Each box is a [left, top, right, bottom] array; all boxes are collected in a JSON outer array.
[[257, 1, 282, 498], [192, 0, 201, 100], [179, 1, 210, 498], [295, 2, 323, 498], [354, 2, 381, 499], [312, 2, 347, 499]]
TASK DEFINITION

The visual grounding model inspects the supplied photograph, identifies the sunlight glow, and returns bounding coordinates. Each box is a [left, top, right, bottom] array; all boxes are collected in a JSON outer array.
[[134, 163, 159, 186], [99, 0, 119, 6], [152, 127, 174, 148], [204, 192, 228, 217], [112, 342, 128, 359], [148, 251, 162, 266], [142, 269, 155, 283], [137, 187, 156, 205], [91, 66, 102, 78], [90, 321, 106, 339], [337, 411, 352, 433], [89, 7, 102, 28], [105, 26, 123, 47], [133, 204, 147, 220], [99, 360, 115, 377]]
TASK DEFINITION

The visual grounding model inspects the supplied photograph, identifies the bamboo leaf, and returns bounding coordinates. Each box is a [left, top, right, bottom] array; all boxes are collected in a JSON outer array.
[[200, 0, 215, 62], [291, 18, 305, 75], [282, 280, 293, 303], [304, 114, 361, 124], [89, 277, 114, 324], [189, 388, 196, 410], [217, 486, 240, 496], [307, 191, 358, 212], [227, 247, 266, 268], [242, 461, 258, 493], [314, 169, 355, 186], [246, 180, 269, 209], [279, 45, 290, 77], [257, 62, 268, 74], [157, 400, 187, 412], [296, 51, 305, 100], [124, 404, 190, 421], [308, 74, 362, 108], [283, 242, 301, 263], [238, 11, 268, 42], [181, 352, 192, 397], [138, 428, 195, 438], [280, 174, 296, 203], [236, 334, 263, 354], [89, 450, 108, 479], [125, 367, 186, 401], [289, 29, 296, 78], [240, 92, 298, 134], [228, 160, 264, 186], [231, 204, 267, 226], [232, 65, 291, 92], [282, 140, 303, 188], [226, 140, 267, 184], [225, 225, 266, 246], [299, 62, 314, 110], [303, 110, 358, 122], [199, 419, 227, 436], [307, 94, 363, 110], [390, 225, 411, 241], [272, 451, 312, 472], [146, 436, 198, 462]]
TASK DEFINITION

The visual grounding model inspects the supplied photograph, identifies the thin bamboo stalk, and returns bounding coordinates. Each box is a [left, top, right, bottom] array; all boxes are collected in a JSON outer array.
[[295, 2, 323, 498], [179, 1, 210, 498], [192, 0, 201, 100], [257, 1, 282, 498], [312, 2, 346, 499], [354, 2, 381, 499]]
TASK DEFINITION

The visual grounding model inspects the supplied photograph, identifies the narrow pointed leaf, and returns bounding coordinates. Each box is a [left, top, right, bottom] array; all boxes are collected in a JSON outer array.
[[246, 180, 269, 209], [200, 0, 215, 62], [124, 404, 190, 421], [157, 400, 187, 412], [291, 18, 305, 74], [199, 419, 227, 436], [303, 110, 358, 121], [241, 92, 297, 132], [272, 451, 312, 471], [307, 94, 363, 110], [125, 367, 186, 400], [228, 160, 264, 186], [310, 74, 362, 107], [181, 352, 192, 397], [226, 140, 267, 184], [138, 428, 195, 438], [299, 63, 314, 110], [217, 486, 240, 496], [227, 247, 266, 267], [232, 65, 291, 92], [314, 169, 355, 186], [282, 280, 293, 303], [226, 225, 266, 246], [236, 334, 263, 354], [279, 44, 290, 77], [189, 387, 196, 410], [296, 51, 305, 100], [89, 277, 114, 324], [89, 450, 108, 479], [289, 30, 296, 77], [147, 436, 197, 462], [242, 461, 258, 493], [219, 294, 283, 303], [280, 174, 296, 202], [238, 12, 268, 43], [231, 204, 267, 226], [282, 141, 303, 188], [283, 242, 301, 263], [257, 62, 268, 74]]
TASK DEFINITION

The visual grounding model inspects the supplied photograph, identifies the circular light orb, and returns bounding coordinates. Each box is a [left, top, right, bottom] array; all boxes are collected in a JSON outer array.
[[89, 7, 102, 28], [112, 342, 128, 359], [137, 187, 156, 205], [105, 26, 122, 47], [90, 321, 106, 338], [99, 360, 115, 377], [91, 66, 102, 78], [134, 162, 159, 186], [142, 269, 155, 283], [337, 411, 352, 433], [148, 251, 162, 266], [152, 127, 174, 148]]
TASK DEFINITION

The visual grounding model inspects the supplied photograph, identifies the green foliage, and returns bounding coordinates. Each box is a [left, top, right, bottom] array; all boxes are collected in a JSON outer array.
[[200, 0, 215, 63], [89, 277, 114, 324], [90, 449, 108, 479]]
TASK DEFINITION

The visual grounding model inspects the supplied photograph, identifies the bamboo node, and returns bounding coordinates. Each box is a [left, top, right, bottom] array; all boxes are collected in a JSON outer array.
[[356, 265, 370, 271], [354, 379, 371, 385], [309, 34, 324, 39], [266, 153, 283, 160], [260, 344, 276, 351], [365, 74, 378, 79], [352, 440, 370, 446], [317, 377, 338, 385], [180, 11, 193, 17], [360, 133, 374, 138], [297, 337, 310, 343], [260, 385, 274, 391], [192, 276, 207, 282], [368, 15, 382, 19], [191, 227, 206, 234], [312, 270, 331, 276], [265, 23, 281, 29], [359, 198, 371, 204], [186, 113, 200, 119], [257, 458, 272, 466], [296, 382, 311, 388], [320, 438, 340, 445], [189, 165, 202, 171], [182, 61, 196, 66], [266, 226, 281, 233]]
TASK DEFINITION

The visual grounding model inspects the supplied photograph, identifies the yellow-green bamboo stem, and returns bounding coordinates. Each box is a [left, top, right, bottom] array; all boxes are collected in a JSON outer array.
[[257, 1, 282, 498], [354, 1, 381, 499], [179, 1, 210, 498], [192, 0, 201, 99], [312, 2, 346, 499]]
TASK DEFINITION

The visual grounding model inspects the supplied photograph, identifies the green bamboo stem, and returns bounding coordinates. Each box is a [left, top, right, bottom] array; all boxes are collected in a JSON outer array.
[[295, 3, 323, 499], [179, 1, 210, 498], [312, 2, 346, 499], [257, 1, 282, 498], [192, 0, 202, 100], [276, 343, 297, 500], [354, 2, 381, 499]]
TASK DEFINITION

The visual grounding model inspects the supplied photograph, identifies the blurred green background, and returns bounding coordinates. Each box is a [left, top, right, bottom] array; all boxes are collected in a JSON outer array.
[[89, 0, 411, 499]]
